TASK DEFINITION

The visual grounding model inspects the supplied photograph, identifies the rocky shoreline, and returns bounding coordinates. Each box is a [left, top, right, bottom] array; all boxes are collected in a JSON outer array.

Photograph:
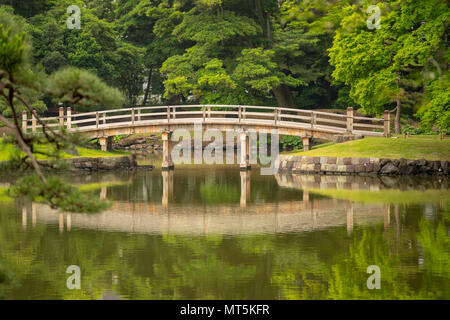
[[277, 155, 449, 176], [38, 155, 151, 172], [1, 154, 153, 172], [113, 135, 162, 154], [67, 155, 139, 171]]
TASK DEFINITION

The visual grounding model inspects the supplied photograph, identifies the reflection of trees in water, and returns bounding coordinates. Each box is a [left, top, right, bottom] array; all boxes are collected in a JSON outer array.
[[0, 200, 448, 299], [0, 261, 12, 299], [199, 180, 240, 204], [105, 169, 300, 205]]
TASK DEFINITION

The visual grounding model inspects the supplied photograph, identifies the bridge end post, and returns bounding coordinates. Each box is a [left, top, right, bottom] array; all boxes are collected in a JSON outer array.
[[302, 136, 311, 151], [162, 131, 174, 171], [59, 107, 65, 128], [239, 131, 251, 171], [67, 107, 71, 130], [22, 110, 27, 132], [383, 110, 391, 137], [31, 110, 37, 133], [346, 107, 354, 133]]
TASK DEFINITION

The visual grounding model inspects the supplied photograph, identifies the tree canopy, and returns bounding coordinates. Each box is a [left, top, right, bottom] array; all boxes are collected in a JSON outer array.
[[0, 0, 447, 132], [0, 6, 122, 212], [329, 0, 449, 133]]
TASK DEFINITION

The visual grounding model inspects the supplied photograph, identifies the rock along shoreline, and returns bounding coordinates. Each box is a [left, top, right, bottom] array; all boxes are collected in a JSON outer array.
[[277, 155, 449, 176]]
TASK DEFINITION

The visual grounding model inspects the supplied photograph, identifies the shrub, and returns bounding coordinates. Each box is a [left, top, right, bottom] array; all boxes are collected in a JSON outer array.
[[281, 135, 303, 150]]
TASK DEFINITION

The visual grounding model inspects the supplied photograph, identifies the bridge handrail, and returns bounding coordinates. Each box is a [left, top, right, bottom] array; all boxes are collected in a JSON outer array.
[[21, 105, 391, 137]]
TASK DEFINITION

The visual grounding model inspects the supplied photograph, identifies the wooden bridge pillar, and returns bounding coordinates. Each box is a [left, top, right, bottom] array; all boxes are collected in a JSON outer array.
[[162, 131, 174, 170], [240, 131, 251, 171], [99, 136, 113, 151], [302, 136, 311, 151]]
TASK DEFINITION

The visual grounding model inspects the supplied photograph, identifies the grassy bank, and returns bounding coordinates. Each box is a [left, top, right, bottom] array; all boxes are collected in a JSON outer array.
[[290, 137, 450, 161], [307, 188, 450, 204], [0, 138, 129, 161]]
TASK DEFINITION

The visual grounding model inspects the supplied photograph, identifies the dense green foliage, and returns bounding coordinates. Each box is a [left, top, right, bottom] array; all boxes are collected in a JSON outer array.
[[280, 135, 302, 150], [0, 6, 122, 212], [9, 175, 110, 213], [0, 0, 447, 131], [329, 0, 449, 133]]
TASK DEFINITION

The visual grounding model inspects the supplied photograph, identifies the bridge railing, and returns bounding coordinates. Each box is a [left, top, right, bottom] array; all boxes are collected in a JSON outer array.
[[21, 105, 390, 137]]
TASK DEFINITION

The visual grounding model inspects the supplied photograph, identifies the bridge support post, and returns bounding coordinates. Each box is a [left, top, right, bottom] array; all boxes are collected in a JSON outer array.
[[240, 131, 251, 171], [99, 137, 113, 151], [302, 136, 311, 151], [162, 131, 174, 170]]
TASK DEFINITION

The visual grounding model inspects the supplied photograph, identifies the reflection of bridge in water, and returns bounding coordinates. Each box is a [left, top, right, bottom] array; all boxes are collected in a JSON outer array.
[[19, 172, 398, 236]]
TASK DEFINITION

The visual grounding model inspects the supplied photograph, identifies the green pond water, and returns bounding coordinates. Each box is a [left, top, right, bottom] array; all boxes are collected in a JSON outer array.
[[0, 167, 449, 299]]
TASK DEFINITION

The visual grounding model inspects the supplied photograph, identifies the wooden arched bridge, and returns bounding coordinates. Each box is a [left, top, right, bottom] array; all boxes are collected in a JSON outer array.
[[22, 105, 390, 170]]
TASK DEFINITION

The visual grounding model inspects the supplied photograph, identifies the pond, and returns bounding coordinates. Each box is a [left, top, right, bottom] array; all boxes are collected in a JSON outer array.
[[0, 167, 449, 299]]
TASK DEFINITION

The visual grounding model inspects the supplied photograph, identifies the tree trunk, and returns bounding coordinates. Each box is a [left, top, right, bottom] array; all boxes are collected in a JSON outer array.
[[253, 0, 294, 108], [273, 85, 295, 108], [265, 14, 273, 46], [141, 68, 152, 107], [395, 92, 401, 134], [253, 0, 273, 47]]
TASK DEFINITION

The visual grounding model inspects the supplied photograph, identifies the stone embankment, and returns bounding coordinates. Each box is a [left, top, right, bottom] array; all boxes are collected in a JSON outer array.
[[68, 155, 138, 171], [113, 135, 163, 153], [34, 155, 145, 172], [277, 155, 449, 175]]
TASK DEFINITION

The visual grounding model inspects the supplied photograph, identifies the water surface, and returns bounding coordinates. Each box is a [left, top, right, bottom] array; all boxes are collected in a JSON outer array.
[[0, 168, 448, 299]]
